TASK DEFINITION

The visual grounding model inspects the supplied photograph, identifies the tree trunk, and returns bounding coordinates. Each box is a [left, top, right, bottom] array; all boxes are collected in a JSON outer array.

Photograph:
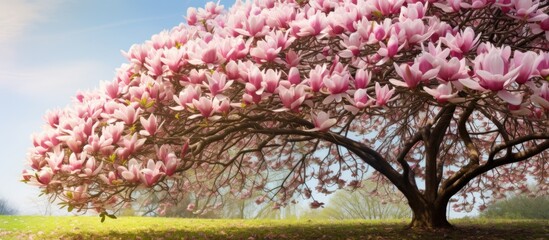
[[408, 198, 452, 229]]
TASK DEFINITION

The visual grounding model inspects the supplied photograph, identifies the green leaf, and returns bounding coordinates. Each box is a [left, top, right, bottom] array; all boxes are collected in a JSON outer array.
[[67, 204, 74, 212]]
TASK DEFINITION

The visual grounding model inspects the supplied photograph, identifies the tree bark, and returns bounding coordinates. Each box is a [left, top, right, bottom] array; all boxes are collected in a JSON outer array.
[[407, 197, 452, 229]]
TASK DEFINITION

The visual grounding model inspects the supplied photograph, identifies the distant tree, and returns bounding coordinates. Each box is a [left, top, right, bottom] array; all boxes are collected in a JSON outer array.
[[303, 181, 411, 220], [129, 190, 293, 219], [220, 196, 300, 219], [480, 195, 549, 219], [0, 197, 18, 215]]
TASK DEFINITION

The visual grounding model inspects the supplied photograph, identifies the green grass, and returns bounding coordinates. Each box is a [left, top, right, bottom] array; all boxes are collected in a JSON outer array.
[[0, 216, 547, 239]]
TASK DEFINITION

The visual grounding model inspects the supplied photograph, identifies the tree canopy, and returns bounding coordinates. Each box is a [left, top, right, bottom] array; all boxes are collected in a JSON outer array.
[[480, 195, 549, 219], [303, 181, 411, 220], [23, 0, 549, 229]]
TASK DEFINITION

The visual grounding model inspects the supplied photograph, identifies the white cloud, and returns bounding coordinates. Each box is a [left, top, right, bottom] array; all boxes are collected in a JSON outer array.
[[0, 60, 112, 101], [0, 0, 61, 54]]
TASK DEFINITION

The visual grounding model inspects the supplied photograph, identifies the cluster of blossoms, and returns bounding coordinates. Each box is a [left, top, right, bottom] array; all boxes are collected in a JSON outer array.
[[23, 0, 548, 216]]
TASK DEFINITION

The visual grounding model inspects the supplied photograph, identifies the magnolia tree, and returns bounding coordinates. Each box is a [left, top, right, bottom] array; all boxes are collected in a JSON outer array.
[[22, 0, 549, 229]]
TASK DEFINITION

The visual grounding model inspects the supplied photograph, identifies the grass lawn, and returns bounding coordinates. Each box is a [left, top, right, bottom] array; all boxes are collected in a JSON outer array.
[[0, 216, 547, 239]]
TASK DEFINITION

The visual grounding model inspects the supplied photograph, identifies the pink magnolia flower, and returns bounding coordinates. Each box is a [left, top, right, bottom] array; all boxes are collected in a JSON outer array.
[[102, 79, 121, 99], [266, 4, 296, 29], [371, 0, 404, 16], [113, 104, 141, 125], [215, 98, 231, 114], [139, 114, 161, 137], [310, 0, 338, 12], [325, 7, 357, 36], [354, 88, 373, 108], [140, 159, 164, 187], [245, 66, 265, 95], [461, 0, 490, 9], [21, 169, 32, 182], [62, 152, 85, 173], [32, 131, 61, 155], [224, 61, 241, 80], [119, 158, 142, 183], [161, 47, 185, 74], [436, 57, 469, 82], [377, 34, 402, 64], [307, 64, 328, 92], [530, 14, 549, 40], [150, 30, 172, 49], [263, 69, 281, 94], [199, 2, 223, 20], [185, 69, 207, 84], [366, 19, 392, 44], [46, 148, 64, 172], [356, 18, 372, 41], [354, 69, 371, 89], [399, 2, 428, 21], [285, 50, 301, 68], [66, 185, 89, 203], [191, 97, 215, 119], [190, 97, 229, 120], [37, 167, 54, 185], [323, 73, 350, 103], [423, 82, 459, 103], [306, 111, 337, 132], [292, 11, 328, 37], [277, 84, 307, 112], [250, 36, 282, 63], [121, 44, 150, 66], [44, 109, 61, 128], [390, 62, 438, 89], [162, 153, 179, 176], [156, 144, 171, 161], [82, 157, 103, 177], [273, 30, 296, 49], [219, 36, 251, 61], [187, 40, 223, 68], [240, 14, 271, 37], [101, 122, 124, 145], [398, 18, 432, 44], [512, 50, 538, 84], [205, 72, 233, 97], [83, 134, 114, 155], [58, 130, 85, 154], [510, 0, 539, 18], [373, 82, 396, 107], [117, 133, 147, 160], [433, 0, 463, 13], [534, 52, 549, 78], [441, 27, 480, 57], [145, 50, 164, 77], [474, 46, 519, 89], [339, 33, 363, 58], [462, 45, 521, 104], [99, 171, 118, 185], [171, 86, 201, 111], [531, 83, 549, 109], [287, 67, 301, 85]]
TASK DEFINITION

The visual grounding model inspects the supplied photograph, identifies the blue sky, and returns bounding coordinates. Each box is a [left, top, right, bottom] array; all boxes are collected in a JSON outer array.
[[0, 0, 232, 215]]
